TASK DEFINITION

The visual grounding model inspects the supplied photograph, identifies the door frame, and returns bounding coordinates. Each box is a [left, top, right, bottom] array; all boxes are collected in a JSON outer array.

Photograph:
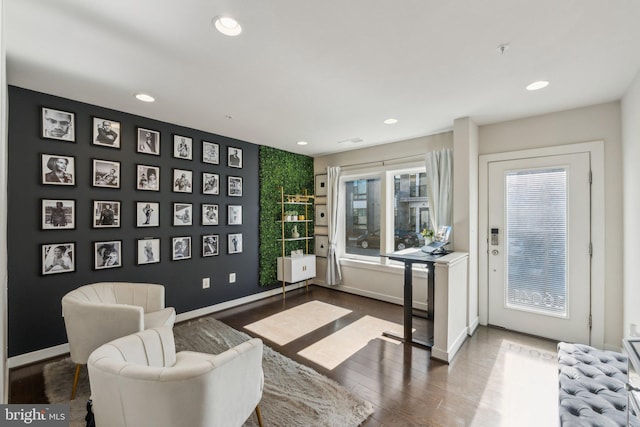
[[479, 141, 604, 348]]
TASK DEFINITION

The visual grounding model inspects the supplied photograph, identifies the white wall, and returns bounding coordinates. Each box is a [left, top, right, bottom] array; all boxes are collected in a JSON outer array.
[[622, 71, 640, 340], [479, 101, 623, 349]]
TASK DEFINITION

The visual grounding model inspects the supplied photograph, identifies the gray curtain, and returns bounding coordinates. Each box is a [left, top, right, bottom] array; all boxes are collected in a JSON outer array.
[[325, 166, 342, 285], [425, 149, 453, 232]]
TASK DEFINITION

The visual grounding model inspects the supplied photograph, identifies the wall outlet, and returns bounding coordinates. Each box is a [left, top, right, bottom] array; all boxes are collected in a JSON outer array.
[[202, 277, 210, 289], [229, 273, 236, 284]]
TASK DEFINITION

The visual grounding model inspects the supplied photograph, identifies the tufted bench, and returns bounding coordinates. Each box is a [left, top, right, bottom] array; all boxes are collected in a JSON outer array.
[[558, 342, 640, 426]]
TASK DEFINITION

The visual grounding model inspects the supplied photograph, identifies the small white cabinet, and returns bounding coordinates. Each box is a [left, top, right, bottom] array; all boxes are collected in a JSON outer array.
[[277, 255, 316, 283]]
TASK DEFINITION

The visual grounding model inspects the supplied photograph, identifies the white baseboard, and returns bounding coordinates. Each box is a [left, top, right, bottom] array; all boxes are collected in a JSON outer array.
[[468, 316, 480, 335], [312, 281, 428, 311], [431, 327, 468, 363]]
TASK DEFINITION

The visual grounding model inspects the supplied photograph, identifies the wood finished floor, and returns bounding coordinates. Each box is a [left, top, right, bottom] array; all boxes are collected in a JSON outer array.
[[9, 285, 559, 426]]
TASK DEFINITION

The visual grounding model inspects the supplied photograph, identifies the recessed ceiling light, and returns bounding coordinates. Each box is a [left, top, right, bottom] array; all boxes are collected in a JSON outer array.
[[213, 16, 242, 36], [135, 93, 155, 102], [526, 80, 549, 91], [297, 141, 308, 146], [384, 118, 398, 125]]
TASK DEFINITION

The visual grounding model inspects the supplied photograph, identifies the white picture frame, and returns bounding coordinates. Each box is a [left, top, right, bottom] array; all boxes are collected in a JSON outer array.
[[315, 174, 328, 196], [315, 204, 328, 226], [315, 235, 329, 257]]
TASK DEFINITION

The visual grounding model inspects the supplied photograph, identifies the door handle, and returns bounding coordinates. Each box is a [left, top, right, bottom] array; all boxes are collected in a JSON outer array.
[[492, 249, 499, 256]]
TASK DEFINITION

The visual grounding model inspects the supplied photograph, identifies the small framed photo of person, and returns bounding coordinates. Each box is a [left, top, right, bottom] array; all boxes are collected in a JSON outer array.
[[92, 117, 121, 148], [202, 234, 219, 257], [92, 200, 121, 228], [94, 240, 122, 270], [202, 172, 219, 195], [136, 164, 160, 191], [227, 147, 243, 168], [172, 236, 192, 260], [136, 202, 159, 227], [42, 242, 75, 275], [42, 199, 75, 230], [228, 176, 243, 197], [173, 203, 193, 226], [137, 238, 160, 265], [92, 159, 120, 188], [41, 154, 75, 186], [228, 233, 243, 254], [202, 204, 218, 225], [202, 141, 219, 164], [227, 205, 242, 225], [42, 107, 75, 142], [173, 169, 193, 193], [173, 135, 193, 160], [137, 127, 160, 155]]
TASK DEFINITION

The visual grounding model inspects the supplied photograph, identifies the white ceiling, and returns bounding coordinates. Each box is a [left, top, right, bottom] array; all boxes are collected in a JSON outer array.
[[6, 0, 640, 157]]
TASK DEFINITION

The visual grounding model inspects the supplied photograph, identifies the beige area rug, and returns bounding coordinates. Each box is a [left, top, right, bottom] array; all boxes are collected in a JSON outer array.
[[244, 300, 352, 345], [43, 317, 374, 427], [298, 315, 405, 370]]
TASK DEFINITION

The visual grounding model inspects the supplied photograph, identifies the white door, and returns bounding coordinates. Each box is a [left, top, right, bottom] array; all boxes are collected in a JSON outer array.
[[487, 152, 591, 343]]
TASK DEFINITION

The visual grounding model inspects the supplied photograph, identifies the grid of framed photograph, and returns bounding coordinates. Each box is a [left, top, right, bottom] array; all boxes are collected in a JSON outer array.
[[136, 202, 159, 227], [172, 236, 192, 260], [173, 203, 193, 226], [137, 238, 160, 265], [173, 169, 193, 193], [315, 235, 329, 257], [42, 243, 75, 275], [136, 165, 160, 191], [94, 240, 122, 270], [202, 204, 218, 225], [42, 199, 75, 230], [92, 117, 121, 148], [42, 107, 75, 142], [92, 159, 120, 188], [228, 233, 243, 254], [173, 135, 193, 160], [202, 234, 219, 257], [92, 200, 120, 228], [202, 172, 219, 195], [315, 174, 328, 196], [137, 127, 160, 155], [202, 141, 219, 164], [315, 204, 328, 226], [41, 154, 75, 185], [228, 176, 242, 197], [227, 205, 242, 225], [227, 147, 243, 168]]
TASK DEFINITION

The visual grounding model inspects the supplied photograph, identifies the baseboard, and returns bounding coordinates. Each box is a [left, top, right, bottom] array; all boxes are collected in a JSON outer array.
[[468, 316, 480, 335], [431, 327, 468, 363], [312, 282, 428, 311]]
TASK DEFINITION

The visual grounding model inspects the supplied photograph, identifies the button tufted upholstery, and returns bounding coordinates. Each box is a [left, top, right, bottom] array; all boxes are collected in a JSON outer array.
[[558, 342, 640, 426]]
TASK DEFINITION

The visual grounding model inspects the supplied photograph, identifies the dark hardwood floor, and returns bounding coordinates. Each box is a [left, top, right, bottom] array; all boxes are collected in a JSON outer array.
[[9, 285, 559, 426]]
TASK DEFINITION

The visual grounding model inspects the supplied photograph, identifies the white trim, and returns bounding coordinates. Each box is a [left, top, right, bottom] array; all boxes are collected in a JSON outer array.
[[1, 0, 8, 402], [478, 140, 605, 348]]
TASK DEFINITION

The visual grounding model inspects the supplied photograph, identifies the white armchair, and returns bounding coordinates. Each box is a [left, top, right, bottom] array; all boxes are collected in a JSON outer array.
[[61, 282, 176, 399], [88, 327, 264, 427]]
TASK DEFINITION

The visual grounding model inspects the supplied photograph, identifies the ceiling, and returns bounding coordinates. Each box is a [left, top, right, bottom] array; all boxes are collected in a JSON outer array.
[[6, 0, 640, 157]]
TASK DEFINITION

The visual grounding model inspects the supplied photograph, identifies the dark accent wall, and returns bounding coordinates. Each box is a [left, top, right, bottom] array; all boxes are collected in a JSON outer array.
[[7, 86, 268, 357]]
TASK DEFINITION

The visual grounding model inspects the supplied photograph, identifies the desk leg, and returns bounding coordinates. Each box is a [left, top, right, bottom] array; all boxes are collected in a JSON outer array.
[[427, 262, 434, 320]]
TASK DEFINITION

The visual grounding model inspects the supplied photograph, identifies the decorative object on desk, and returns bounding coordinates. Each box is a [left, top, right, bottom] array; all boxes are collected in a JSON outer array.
[[315, 204, 328, 226], [291, 225, 300, 239], [43, 317, 374, 427], [421, 228, 434, 244], [315, 173, 328, 196], [315, 235, 329, 257]]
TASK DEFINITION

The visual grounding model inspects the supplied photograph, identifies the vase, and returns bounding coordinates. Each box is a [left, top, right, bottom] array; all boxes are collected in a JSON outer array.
[[291, 225, 300, 239]]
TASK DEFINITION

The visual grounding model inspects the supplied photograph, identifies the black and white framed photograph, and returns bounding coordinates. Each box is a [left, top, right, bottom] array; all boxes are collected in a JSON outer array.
[[137, 127, 160, 155], [42, 242, 75, 275], [136, 202, 159, 227], [315, 204, 328, 226], [173, 169, 193, 193], [173, 203, 192, 226], [315, 174, 328, 196], [92, 159, 120, 188], [202, 234, 219, 257], [315, 235, 329, 257], [227, 205, 242, 225], [92, 200, 120, 228], [41, 199, 75, 230], [137, 238, 160, 265], [202, 141, 219, 164], [227, 146, 243, 168], [228, 233, 243, 254], [202, 172, 219, 195], [228, 176, 243, 197], [136, 164, 160, 191], [172, 236, 192, 260], [42, 107, 75, 142], [173, 135, 193, 160], [41, 154, 75, 185], [94, 240, 122, 270], [92, 117, 121, 148], [201, 204, 218, 225]]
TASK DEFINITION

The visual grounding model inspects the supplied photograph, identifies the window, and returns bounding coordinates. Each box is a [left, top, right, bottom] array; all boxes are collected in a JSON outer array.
[[393, 171, 429, 251], [344, 177, 381, 257]]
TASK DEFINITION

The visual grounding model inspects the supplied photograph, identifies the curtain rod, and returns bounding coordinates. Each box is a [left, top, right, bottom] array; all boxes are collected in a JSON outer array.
[[338, 153, 425, 170]]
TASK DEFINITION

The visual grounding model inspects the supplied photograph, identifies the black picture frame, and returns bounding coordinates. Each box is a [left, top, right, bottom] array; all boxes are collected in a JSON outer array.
[[136, 202, 159, 227], [41, 107, 75, 142], [137, 238, 160, 265], [94, 240, 122, 270], [172, 236, 192, 260], [92, 159, 121, 188], [41, 153, 75, 186], [173, 135, 193, 160], [92, 117, 121, 148], [173, 169, 193, 193], [173, 202, 193, 226], [41, 199, 75, 230], [202, 172, 219, 195], [137, 127, 160, 155], [227, 146, 243, 168], [202, 141, 219, 165], [202, 234, 219, 257], [228, 233, 243, 254], [136, 164, 160, 191], [92, 200, 121, 228], [227, 205, 242, 225], [42, 242, 75, 275], [201, 204, 219, 226], [228, 176, 242, 197]]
